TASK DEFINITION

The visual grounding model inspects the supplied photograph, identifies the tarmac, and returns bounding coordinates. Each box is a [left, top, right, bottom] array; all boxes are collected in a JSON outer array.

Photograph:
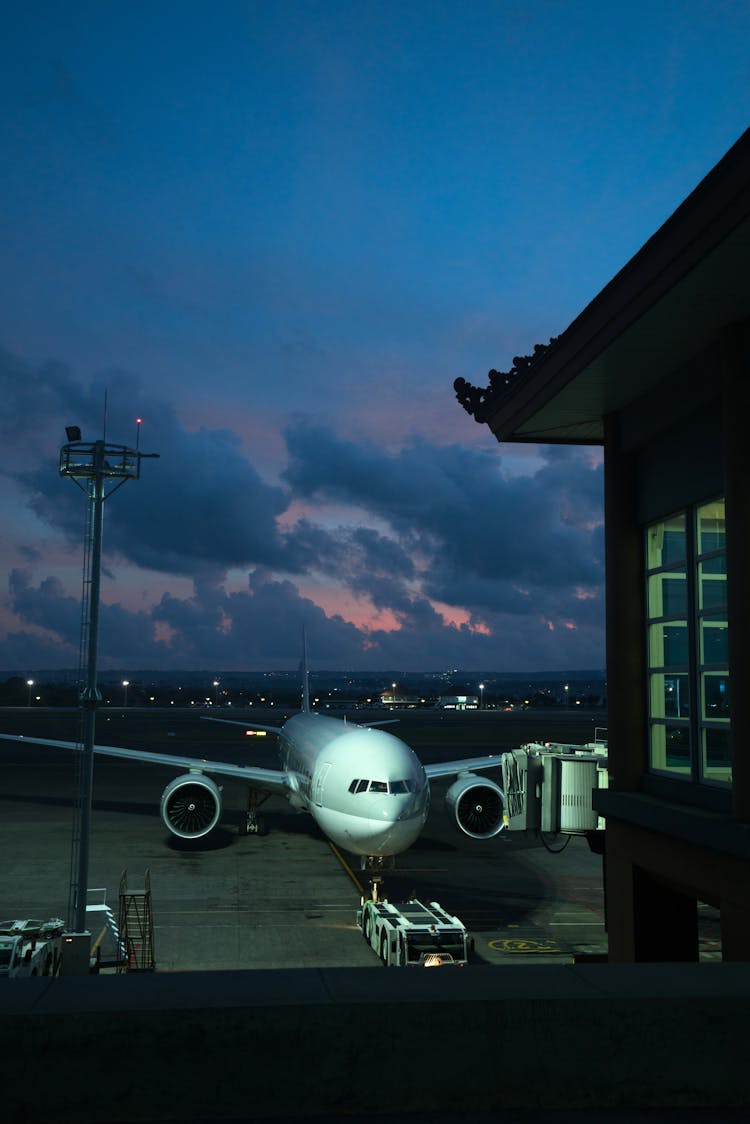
[[0, 705, 619, 969]]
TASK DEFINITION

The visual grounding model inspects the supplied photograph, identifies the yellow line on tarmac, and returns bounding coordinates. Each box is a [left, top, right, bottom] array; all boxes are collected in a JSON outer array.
[[328, 841, 364, 895]]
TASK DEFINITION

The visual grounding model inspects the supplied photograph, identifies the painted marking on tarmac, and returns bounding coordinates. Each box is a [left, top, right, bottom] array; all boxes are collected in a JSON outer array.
[[328, 841, 365, 895], [488, 937, 562, 954]]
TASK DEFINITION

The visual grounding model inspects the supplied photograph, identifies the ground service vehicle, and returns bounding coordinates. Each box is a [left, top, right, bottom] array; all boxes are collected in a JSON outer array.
[[0, 918, 64, 978], [357, 898, 471, 966]]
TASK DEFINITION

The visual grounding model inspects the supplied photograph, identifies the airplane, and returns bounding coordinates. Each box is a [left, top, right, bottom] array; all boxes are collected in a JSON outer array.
[[0, 643, 506, 870]]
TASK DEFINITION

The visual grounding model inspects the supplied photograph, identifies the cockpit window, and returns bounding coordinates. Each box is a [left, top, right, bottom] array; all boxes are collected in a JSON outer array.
[[349, 778, 416, 794]]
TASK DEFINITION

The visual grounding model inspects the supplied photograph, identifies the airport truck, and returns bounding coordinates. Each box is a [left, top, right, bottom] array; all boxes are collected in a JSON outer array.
[[357, 898, 471, 966], [0, 918, 64, 978]]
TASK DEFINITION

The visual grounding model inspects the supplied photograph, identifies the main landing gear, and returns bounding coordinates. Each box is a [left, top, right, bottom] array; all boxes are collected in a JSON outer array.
[[240, 789, 269, 836]]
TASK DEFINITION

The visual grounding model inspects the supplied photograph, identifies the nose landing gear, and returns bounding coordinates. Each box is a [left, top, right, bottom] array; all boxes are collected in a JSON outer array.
[[360, 854, 395, 901]]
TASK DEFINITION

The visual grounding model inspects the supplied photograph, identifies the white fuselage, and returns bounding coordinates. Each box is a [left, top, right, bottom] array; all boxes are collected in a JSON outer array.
[[279, 712, 430, 858]]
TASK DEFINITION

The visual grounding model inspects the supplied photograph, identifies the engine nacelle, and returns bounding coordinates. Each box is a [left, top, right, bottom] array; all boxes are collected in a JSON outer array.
[[445, 773, 505, 839], [160, 773, 222, 839]]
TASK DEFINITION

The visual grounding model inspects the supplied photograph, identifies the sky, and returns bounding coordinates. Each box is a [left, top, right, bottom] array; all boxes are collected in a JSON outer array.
[[1, 2, 748, 674]]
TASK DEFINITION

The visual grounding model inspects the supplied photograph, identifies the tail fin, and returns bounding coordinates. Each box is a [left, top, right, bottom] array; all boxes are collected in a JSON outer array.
[[301, 626, 310, 713]]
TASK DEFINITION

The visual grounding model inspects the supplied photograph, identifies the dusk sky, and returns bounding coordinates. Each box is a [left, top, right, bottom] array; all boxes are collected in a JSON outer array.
[[1, 3, 748, 673]]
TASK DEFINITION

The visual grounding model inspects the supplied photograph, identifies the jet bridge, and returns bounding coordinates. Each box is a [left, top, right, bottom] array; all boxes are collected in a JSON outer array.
[[501, 734, 608, 839]]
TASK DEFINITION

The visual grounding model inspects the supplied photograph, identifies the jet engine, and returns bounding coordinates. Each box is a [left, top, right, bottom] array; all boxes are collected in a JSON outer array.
[[445, 773, 505, 839], [160, 773, 222, 839]]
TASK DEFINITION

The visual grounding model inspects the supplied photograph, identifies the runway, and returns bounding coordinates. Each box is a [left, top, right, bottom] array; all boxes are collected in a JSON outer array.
[[0, 705, 613, 969]]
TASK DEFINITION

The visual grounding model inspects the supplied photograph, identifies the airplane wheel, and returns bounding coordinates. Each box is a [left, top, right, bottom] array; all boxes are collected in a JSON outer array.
[[245, 816, 267, 836]]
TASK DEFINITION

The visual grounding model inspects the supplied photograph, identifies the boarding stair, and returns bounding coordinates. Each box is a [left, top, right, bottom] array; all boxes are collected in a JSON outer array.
[[117, 869, 156, 972], [86, 887, 125, 969]]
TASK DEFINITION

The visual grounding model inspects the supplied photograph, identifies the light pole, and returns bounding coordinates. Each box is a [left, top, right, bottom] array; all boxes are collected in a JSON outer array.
[[564, 683, 569, 707], [122, 680, 129, 707], [213, 679, 220, 706], [479, 683, 484, 710], [59, 427, 159, 939], [26, 679, 34, 707]]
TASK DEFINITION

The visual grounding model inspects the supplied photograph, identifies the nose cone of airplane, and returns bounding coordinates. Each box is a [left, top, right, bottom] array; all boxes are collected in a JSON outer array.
[[315, 725, 429, 857]]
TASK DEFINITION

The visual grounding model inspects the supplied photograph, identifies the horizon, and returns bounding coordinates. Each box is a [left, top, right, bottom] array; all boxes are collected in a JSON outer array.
[[1, 665, 607, 682]]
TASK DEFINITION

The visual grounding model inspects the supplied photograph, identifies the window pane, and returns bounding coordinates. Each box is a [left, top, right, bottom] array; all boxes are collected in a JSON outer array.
[[648, 621, 690, 667], [697, 500, 726, 555], [650, 674, 690, 719], [702, 728, 731, 783], [699, 556, 726, 612], [700, 618, 728, 665], [650, 723, 691, 775], [648, 571, 687, 618], [663, 623, 689, 666], [646, 514, 686, 569], [702, 673, 729, 719]]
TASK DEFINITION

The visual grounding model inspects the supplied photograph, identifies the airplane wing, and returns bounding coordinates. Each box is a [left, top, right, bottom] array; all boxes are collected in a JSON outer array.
[[0, 733, 290, 797], [423, 755, 503, 779]]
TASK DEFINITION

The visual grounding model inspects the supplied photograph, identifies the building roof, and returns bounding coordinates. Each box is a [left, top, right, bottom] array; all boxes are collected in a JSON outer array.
[[457, 128, 750, 445]]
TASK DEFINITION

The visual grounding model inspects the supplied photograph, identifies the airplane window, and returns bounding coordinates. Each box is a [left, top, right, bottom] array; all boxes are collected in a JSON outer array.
[[356, 779, 369, 793], [369, 780, 388, 793], [348, 780, 360, 793], [390, 780, 410, 794]]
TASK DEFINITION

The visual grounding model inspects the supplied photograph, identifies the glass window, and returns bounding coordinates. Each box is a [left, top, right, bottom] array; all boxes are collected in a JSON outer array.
[[649, 673, 690, 719], [702, 727, 731, 780], [702, 673, 729, 719], [700, 618, 728, 665], [697, 500, 726, 554], [646, 514, 686, 568], [645, 499, 730, 787], [647, 571, 687, 618], [699, 556, 727, 612]]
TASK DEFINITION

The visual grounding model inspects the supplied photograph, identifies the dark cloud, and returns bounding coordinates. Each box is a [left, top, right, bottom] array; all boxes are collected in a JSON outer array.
[[282, 418, 603, 593], [1, 352, 289, 576], [1, 351, 604, 672], [8, 569, 80, 641], [280, 519, 416, 603]]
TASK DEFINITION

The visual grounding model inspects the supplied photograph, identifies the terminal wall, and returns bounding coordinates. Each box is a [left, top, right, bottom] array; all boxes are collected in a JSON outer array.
[[3, 963, 750, 1121]]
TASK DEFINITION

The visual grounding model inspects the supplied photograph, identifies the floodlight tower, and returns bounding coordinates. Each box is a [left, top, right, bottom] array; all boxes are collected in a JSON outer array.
[[60, 425, 159, 937]]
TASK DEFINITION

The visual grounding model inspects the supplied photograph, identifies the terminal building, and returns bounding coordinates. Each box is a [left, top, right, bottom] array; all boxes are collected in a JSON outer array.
[[456, 126, 750, 963]]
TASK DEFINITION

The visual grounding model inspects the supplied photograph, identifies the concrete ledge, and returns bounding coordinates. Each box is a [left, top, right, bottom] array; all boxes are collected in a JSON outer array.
[[3, 964, 750, 1121]]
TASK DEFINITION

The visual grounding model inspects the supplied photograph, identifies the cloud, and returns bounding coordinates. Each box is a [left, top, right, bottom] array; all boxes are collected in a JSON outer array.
[[1, 351, 289, 577], [282, 417, 603, 591], [1, 351, 604, 672]]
